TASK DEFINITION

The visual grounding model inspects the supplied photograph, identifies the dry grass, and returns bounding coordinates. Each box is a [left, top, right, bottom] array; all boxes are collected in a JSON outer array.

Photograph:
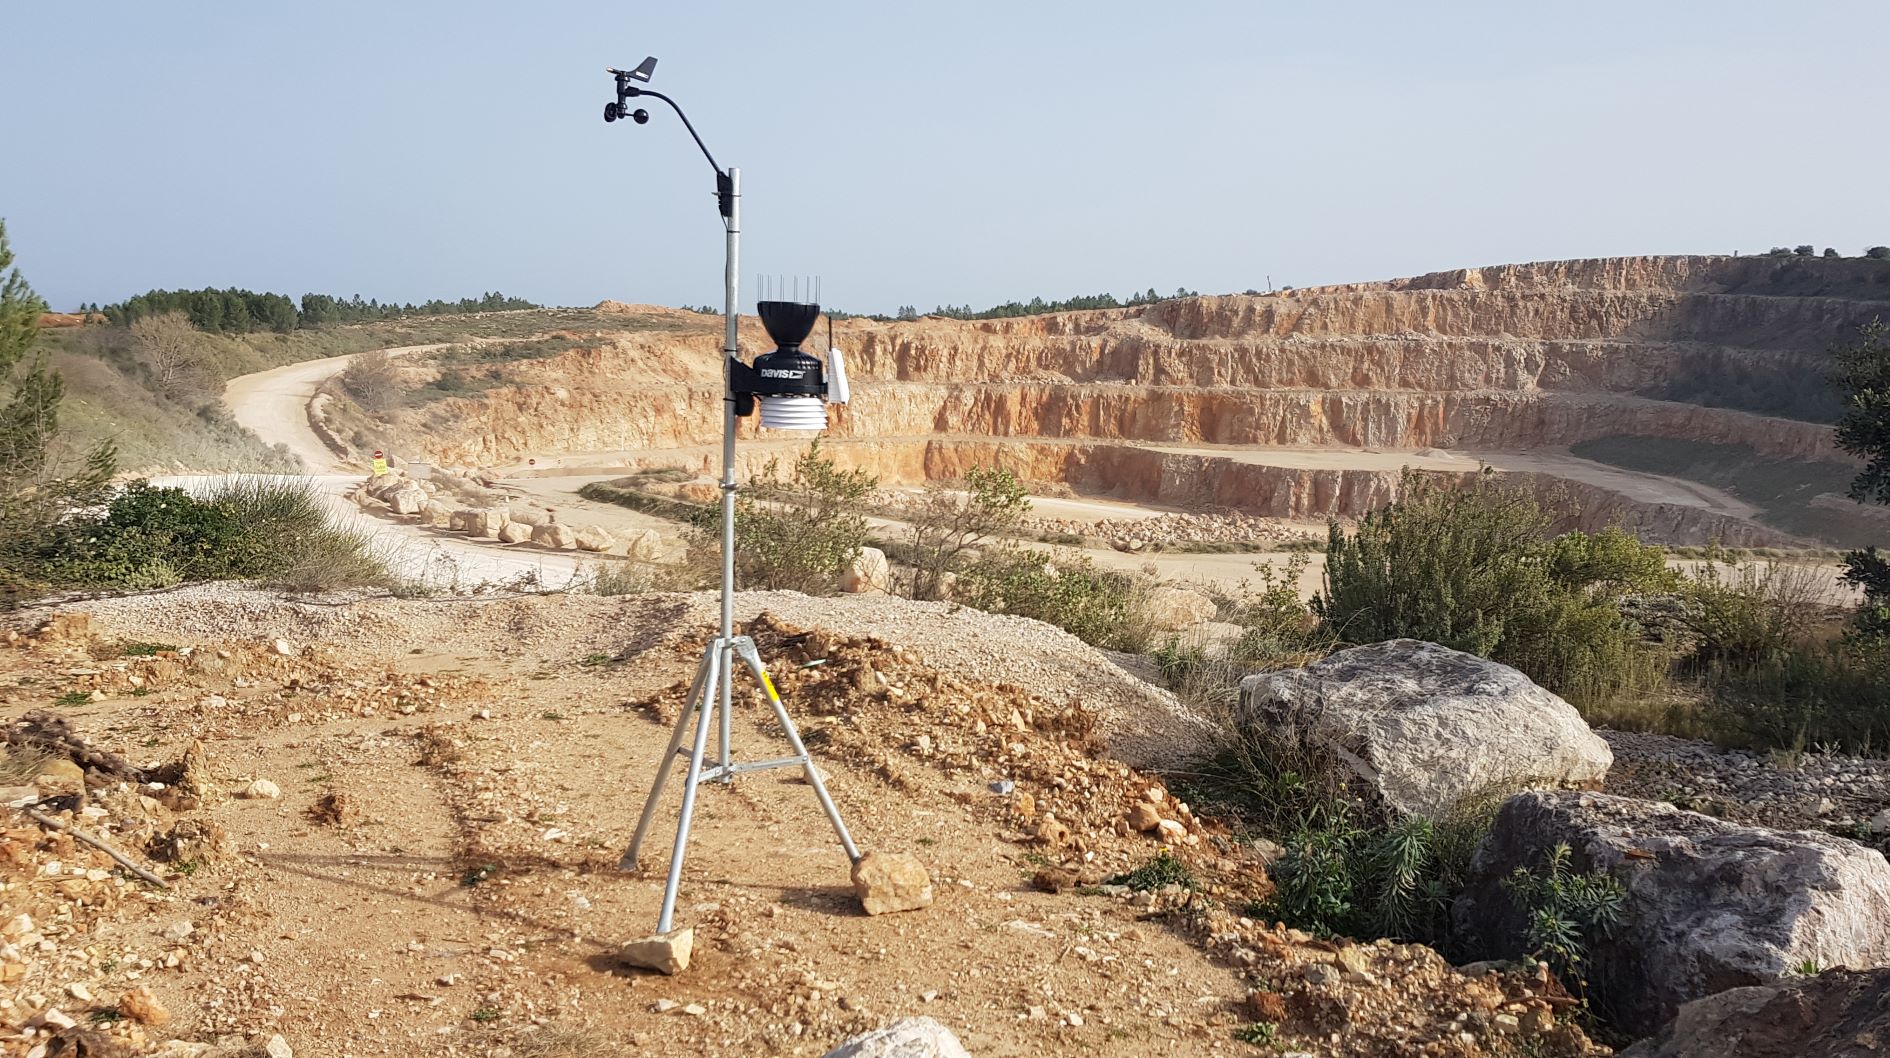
[[0, 746, 53, 785]]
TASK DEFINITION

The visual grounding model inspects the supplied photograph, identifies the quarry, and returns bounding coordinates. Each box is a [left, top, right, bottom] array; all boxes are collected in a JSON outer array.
[[7, 252, 1890, 1058]]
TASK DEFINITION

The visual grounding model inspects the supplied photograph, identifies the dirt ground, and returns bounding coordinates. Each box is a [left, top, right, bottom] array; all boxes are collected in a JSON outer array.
[[4, 589, 1601, 1058]]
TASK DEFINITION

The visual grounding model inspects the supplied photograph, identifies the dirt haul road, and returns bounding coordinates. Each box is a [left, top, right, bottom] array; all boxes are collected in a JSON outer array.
[[219, 344, 585, 590]]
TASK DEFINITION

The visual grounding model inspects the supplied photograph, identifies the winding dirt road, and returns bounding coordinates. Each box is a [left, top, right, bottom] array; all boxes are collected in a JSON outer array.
[[218, 345, 584, 590]]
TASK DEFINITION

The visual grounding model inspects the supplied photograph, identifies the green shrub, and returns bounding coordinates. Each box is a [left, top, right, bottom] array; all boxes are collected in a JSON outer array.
[[1261, 803, 1492, 945], [32, 478, 393, 594], [900, 465, 1030, 601], [1106, 852, 1196, 891], [956, 547, 1156, 652], [1317, 471, 1675, 711], [1502, 843, 1627, 986], [708, 439, 875, 596]]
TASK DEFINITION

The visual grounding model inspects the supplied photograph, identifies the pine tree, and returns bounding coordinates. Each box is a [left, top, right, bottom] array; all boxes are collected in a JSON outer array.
[[0, 219, 116, 598]]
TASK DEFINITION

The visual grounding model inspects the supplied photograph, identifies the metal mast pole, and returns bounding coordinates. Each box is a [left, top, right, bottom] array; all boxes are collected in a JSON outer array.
[[718, 167, 740, 782]]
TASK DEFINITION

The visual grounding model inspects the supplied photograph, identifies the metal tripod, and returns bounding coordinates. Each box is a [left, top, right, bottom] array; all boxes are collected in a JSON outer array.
[[622, 633, 861, 933], [615, 164, 860, 936]]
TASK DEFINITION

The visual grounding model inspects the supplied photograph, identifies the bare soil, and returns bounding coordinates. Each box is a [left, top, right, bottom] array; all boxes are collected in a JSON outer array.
[[4, 590, 1602, 1058]]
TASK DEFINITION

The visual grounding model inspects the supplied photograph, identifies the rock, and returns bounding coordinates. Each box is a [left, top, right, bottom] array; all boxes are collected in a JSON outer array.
[[32, 757, 86, 794], [1456, 790, 1890, 1034], [1302, 963, 1341, 986], [620, 527, 663, 560], [820, 1016, 972, 1058], [1127, 803, 1162, 832], [1030, 867, 1078, 893], [241, 778, 281, 800], [574, 525, 616, 553], [841, 547, 892, 594], [619, 927, 694, 975], [272, 638, 294, 656], [1155, 818, 1188, 842], [387, 483, 428, 515], [531, 522, 576, 550], [424, 502, 453, 527], [264, 1035, 294, 1058], [119, 985, 170, 1026], [1236, 640, 1612, 819], [497, 521, 532, 544], [1619, 968, 1890, 1058], [449, 508, 505, 536], [1143, 586, 1217, 630], [851, 852, 935, 916]]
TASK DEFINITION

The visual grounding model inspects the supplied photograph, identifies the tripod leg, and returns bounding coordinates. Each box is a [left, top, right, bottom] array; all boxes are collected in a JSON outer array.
[[733, 641, 862, 864], [718, 639, 734, 784], [622, 639, 716, 871], [656, 646, 722, 935]]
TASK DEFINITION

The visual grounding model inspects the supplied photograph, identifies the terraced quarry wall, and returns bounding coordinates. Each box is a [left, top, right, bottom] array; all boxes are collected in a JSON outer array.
[[395, 255, 1890, 546]]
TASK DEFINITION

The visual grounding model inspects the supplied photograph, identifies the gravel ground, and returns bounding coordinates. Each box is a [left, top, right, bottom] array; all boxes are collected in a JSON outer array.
[[1602, 729, 1890, 846]]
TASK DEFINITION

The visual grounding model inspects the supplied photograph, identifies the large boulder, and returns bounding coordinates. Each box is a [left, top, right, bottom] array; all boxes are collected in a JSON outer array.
[[1618, 968, 1890, 1058], [387, 483, 428, 516], [1456, 791, 1890, 1035], [840, 547, 891, 594], [497, 521, 532, 545], [1235, 640, 1611, 819], [619, 527, 663, 560], [573, 525, 616, 553], [821, 1017, 971, 1058], [531, 522, 576, 550], [448, 508, 504, 536], [1143, 586, 1217, 630]]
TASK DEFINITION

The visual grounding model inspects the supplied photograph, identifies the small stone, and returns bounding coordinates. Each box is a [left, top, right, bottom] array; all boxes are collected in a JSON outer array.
[[264, 1035, 293, 1058], [652, 999, 679, 1013], [1155, 819, 1187, 842], [1127, 803, 1162, 832], [1144, 786, 1166, 804], [273, 639, 294, 657], [36, 1008, 78, 1031], [852, 852, 935, 916], [1302, 963, 1341, 986], [120, 982, 171, 1027], [66, 982, 94, 1002], [620, 928, 694, 975], [682, 1003, 706, 1016], [241, 779, 281, 800]]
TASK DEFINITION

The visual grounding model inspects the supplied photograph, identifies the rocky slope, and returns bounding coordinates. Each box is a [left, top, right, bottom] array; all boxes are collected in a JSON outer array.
[[379, 255, 1890, 546]]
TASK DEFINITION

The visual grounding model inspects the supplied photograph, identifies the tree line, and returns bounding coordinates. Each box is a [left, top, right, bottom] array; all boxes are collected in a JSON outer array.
[[80, 288, 540, 334]]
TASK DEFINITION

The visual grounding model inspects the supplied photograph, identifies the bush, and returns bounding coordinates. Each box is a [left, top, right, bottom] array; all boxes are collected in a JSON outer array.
[[714, 439, 875, 595], [340, 349, 403, 411], [1794, 245, 1816, 256], [1501, 843, 1627, 988], [32, 478, 394, 593], [1679, 555, 1890, 751], [955, 547, 1156, 652], [900, 465, 1030, 601], [1261, 802, 1493, 946], [1867, 246, 1890, 260], [1316, 472, 1675, 710]]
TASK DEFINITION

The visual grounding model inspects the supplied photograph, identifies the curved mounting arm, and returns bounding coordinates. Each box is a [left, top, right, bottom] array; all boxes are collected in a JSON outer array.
[[614, 79, 732, 219], [619, 84, 721, 175]]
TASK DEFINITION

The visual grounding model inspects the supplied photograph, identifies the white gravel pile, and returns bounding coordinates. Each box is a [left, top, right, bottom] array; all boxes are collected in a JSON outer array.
[[22, 584, 1217, 770]]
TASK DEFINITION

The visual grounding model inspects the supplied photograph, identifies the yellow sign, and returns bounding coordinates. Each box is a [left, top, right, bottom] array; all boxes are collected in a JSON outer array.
[[371, 455, 389, 477]]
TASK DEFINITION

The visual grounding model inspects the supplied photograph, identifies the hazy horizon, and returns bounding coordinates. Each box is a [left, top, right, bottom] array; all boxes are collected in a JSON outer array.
[[6, 1, 1888, 315]]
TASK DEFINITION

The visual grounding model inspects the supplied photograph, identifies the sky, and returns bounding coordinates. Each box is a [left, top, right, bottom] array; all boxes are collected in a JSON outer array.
[[4, 1, 1888, 315]]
